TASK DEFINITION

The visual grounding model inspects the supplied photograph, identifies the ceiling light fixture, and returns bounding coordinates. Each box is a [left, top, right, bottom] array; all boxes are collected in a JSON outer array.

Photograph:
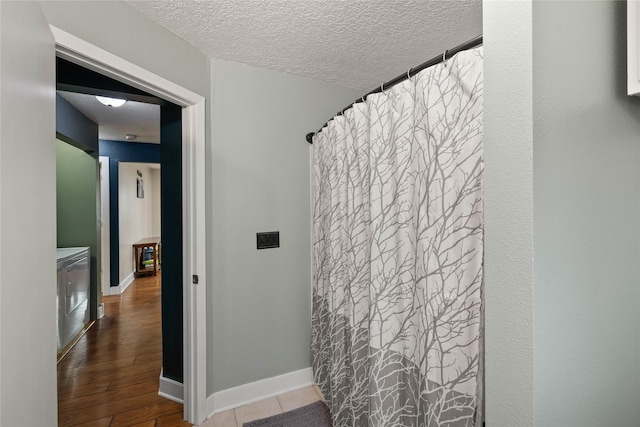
[[95, 96, 127, 107], [125, 134, 137, 141]]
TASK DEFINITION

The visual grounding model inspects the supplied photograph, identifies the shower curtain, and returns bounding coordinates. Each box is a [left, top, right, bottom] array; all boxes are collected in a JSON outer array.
[[311, 47, 483, 427]]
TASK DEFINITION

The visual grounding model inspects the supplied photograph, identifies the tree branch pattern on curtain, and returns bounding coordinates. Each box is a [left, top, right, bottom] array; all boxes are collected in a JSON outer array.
[[311, 47, 483, 427]]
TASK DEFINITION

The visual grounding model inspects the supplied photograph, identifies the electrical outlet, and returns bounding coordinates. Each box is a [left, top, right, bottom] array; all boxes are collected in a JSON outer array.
[[257, 231, 279, 249]]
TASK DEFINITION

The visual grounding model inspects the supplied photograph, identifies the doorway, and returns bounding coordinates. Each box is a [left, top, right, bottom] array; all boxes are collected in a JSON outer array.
[[57, 63, 180, 412], [118, 162, 162, 291], [53, 26, 207, 423]]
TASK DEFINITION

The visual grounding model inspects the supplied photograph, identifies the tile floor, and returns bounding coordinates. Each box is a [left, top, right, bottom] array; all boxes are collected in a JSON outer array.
[[200, 385, 325, 427]]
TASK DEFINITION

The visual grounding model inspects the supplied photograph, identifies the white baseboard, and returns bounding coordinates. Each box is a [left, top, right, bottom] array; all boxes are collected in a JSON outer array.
[[159, 370, 184, 404], [97, 303, 104, 319], [206, 368, 314, 417], [109, 272, 134, 295], [119, 272, 135, 294]]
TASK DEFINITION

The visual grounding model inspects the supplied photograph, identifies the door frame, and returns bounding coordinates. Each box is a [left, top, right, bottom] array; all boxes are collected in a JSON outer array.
[[98, 156, 110, 301], [51, 26, 207, 424]]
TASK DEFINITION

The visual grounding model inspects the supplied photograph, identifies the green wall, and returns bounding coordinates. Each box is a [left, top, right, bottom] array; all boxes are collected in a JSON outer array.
[[56, 139, 99, 319]]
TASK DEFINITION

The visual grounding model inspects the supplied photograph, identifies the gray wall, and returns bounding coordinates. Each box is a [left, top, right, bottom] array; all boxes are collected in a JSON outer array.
[[485, 1, 640, 425], [0, 2, 57, 425], [483, 2, 534, 425], [533, 1, 640, 425], [208, 58, 361, 392]]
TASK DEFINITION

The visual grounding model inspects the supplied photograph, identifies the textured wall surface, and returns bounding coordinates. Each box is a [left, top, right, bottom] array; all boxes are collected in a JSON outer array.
[[208, 58, 361, 392], [483, 2, 534, 425], [128, 0, 482, 90], [533, 2, 640, 425], [0, 2, 57, 425]]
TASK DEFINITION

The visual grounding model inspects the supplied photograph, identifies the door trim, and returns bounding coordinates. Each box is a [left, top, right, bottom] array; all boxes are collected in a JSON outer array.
[[98, 156, 110, 300], [51, 26, 207, 424]]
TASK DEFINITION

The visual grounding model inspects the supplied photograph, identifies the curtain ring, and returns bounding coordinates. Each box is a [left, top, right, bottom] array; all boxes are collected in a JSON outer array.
[[442, 49, 448, 67], [406, 68, 412, 79], [380, 83, 385, 92]]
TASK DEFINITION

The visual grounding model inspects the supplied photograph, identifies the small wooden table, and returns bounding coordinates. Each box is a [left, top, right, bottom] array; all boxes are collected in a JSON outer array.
[[133, 237, 161, 278]]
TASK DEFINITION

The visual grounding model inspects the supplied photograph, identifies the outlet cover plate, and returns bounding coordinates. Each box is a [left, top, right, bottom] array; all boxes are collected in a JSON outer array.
[[257, 231, 280, 249]]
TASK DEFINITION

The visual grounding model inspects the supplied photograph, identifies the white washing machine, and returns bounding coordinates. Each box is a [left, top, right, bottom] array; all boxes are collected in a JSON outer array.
[[56, 247, 90, 355]]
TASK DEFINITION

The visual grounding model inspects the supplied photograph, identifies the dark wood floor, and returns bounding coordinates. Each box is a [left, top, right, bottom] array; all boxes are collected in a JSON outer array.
[[57, 273, 191, 427]]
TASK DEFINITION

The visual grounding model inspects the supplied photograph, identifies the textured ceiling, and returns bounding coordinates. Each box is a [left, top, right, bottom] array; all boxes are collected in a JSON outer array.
[[58, 91, 160, 144], [57, 2, 482, 143], [127, 0, 483, 90]]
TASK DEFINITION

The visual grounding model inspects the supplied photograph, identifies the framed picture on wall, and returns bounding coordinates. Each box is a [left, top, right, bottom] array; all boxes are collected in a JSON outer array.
[[137, 170, 144, 199]]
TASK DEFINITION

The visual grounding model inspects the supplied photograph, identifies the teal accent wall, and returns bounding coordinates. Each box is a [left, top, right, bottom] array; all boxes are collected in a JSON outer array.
[[160, 104, 183, 382], [98, 139, 160, 287]]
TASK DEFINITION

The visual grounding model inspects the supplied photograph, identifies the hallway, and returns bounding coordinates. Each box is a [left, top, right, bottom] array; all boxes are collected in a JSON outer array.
[[57, 273, 190, 426]]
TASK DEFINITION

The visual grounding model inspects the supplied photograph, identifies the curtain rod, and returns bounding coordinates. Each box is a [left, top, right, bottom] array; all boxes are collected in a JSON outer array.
[[306, 34, 483, 144]]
